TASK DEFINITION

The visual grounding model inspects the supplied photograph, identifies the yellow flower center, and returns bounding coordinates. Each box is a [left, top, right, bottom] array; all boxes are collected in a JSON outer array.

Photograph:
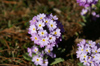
[[35, 37, 37, 40], [92, 4, 95, 8], [35, 49, 37, 51], [84, 61, 86, 62], [36, 59, 39, 61], [90, 61, 92, 63], [84, 11, 87, 14], [95, 50, 97, 53], [93, 56, 95, 58], [45, 20, 48, 23], [39, 24, 41, 27], [33, 20, 35, 22], [54, 32, 57, 35], [89, 44, 91, 46], [49, 37, 52, 40], [48, 50, 50, 53], [51, 24, 53, 27], [41, 32, 44, 35], [43, 61, 46, 63], [40, 17, 43, 19], [86, 50, 88, 52], [42, 39, 45, 42], [33, 28, 35, 31], [81, 49, 83, 51], [84, 55, 86, 58]]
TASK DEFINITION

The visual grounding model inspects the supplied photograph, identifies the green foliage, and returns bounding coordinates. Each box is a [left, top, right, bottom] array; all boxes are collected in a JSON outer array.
[[23, 52, 32, 61], [78, 22, 86, 27], [62, 35, 64, 39], [23, 52, 35, 65], [77, 62, 85, 66], [81, 16, 86, 22], [50, 58, 64, 65]]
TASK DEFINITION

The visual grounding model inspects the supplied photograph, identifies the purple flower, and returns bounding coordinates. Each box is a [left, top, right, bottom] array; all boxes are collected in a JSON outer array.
[[88, 40, 96, 47], [50, 13, 58, 20], [77, 0, 98, 7], [96, 14, 100, 17], [29, 25, 37, 34], [31, 46, 39, 53], [77, 39, 86, 46], [48, 34, 56, 43], [41, 59, 48, 66], [38, 30, 48, 37], [39, 37, 49, 47], [27, 48, 32, 57], [28, 13, 64, 66], [45, 47, 53, 54], [43, 18, 51, 24], [29, 16, 37, 25], [32, 55, 43, 65], [76, 40, 100, 66], [37, 13, 46, 20], [92, 12, 96, 16], [52, 28, 61, 38], [81, 8, 88, 16], [31, 34, 40, 44], [36, 21, 45, 30], [47, 20, 57, 31]]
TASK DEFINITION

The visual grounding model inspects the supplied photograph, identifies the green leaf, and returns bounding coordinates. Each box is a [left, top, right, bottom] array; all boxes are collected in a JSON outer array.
[[77, 62, 85, 66], [62, 35, 64, 39], [50, 58, 64, 65], [23, 52, 32, 61], [78, 22, 86, 27], [81, 16, 86, 22]]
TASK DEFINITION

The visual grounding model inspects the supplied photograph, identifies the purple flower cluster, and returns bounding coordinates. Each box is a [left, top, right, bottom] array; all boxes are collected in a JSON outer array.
[[27, 13, 64, 66], [76, 39, 100, 66], [77, 0, 98, 7], [80, 3, 100, 20]]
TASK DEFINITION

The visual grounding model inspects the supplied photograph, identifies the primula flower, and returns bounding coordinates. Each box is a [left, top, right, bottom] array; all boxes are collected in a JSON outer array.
[[48, 34, 56, 43], [31, 46, 38, 53], [36, 21, 45, 30], [47, 20, 57, 31], [29, 25, 37, 34], [31, 34, 40, 44], [76, 39, 100, 66], [39, 37, 49, 47], [81, 8, 88, 16], [29, 16, 37, 25], [41, 59, 48, 66], [32, 55, 43, 65], [43, 18, 50, 24], [92, 12, 96, 16], [27, 48, 32, 57], [52, 28, 61, 38], [45, 47, 53, 54], [50, 13, 58, 20], [96, 14, 100, 17], [38, 30, 48, 37], [27, 13, 64, 66], [28, 13, 63, 48], [77, 0, 98, 7], [88, 40, 96, 47], [37, 13, 46, 20]]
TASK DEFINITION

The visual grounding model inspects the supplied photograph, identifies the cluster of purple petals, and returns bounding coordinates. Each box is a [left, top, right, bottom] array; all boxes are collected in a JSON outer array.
[[77, 0, 98, 7], [76, 39, 100, 66], [80, 3, 100, 21], [27, 13, 64, 66]]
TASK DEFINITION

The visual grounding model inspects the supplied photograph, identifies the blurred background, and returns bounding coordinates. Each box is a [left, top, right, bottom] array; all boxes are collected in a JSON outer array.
[[0, 0, 90, 66]]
